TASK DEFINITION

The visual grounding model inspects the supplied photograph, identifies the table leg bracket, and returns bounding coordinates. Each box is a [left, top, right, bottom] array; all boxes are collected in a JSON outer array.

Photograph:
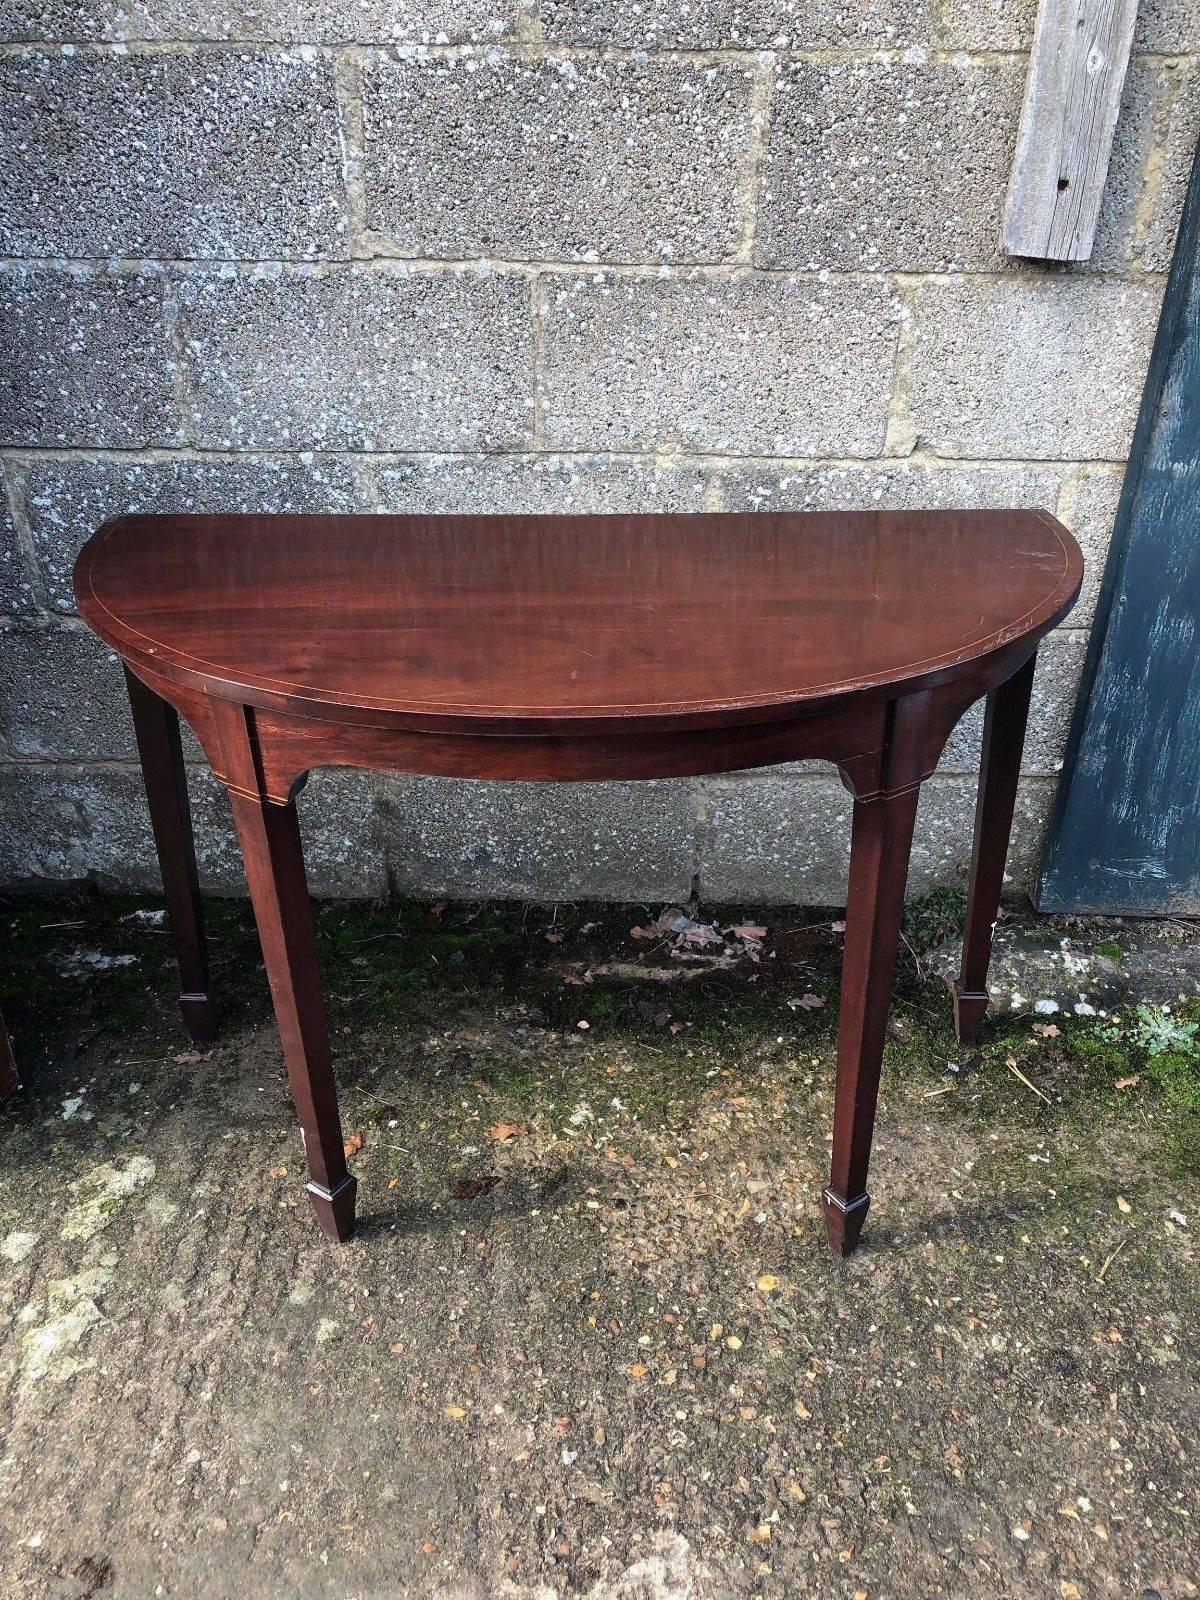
[[952, 983, 990, 1046], [821, 1189, 871, 1257], [178, 992, 216, 1045], [306, 1174, 358, 1243]]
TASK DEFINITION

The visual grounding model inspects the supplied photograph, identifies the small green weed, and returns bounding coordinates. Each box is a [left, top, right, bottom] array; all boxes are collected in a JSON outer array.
[[1129, 1003, 1199, 1058], [901, 886, 965, 955]]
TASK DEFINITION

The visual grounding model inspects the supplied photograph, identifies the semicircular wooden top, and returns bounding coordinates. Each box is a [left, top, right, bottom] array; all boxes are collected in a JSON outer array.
[[76, 510, 1082, 736]]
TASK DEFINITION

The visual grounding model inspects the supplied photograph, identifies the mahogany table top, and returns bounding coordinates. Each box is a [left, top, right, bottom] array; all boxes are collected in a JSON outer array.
[[75, 509, 1082, 736]]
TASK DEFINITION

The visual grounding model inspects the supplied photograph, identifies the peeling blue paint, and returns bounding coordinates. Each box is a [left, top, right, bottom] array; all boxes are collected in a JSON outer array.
[[1039, 137, 1200, 915]]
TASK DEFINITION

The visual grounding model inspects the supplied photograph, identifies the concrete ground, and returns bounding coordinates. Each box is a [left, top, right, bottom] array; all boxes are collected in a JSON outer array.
[[1, 891, 1197, 1600]]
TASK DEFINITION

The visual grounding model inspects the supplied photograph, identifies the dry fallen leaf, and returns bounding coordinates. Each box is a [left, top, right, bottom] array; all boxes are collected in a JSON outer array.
[[756, 1273, 780, 1293], [631, 908, 685, 940], [1114, 1075, 1140, 1089], [343, 1131, 365, 1158], [268, 1166, 287, 1179], [486, 1122, 527, 1143], [443, 1404, 468, 1420], [794, 1399, 812, 1419], [628, 1363, 649, 1378], [747, 1525, 771, 1545], [1032, 1022, 1060, 1038]]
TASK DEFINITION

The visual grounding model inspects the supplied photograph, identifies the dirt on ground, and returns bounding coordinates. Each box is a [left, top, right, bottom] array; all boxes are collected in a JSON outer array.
[[1, 891, 1197, 1600]]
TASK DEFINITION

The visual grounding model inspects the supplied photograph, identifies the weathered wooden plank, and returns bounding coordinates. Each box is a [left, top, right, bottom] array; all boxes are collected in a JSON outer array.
[[1038, 134, 1200, 913], [1002, 0, 1138, 262]]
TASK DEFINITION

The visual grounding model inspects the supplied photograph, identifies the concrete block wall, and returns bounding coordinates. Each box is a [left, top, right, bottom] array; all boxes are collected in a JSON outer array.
[[1, 1, 1197, 903]]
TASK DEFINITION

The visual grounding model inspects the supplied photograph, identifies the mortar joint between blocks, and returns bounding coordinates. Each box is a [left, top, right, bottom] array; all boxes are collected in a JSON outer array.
[[514, 0, 543, 47], [882, 275, 921, 459], [732, 54, 777, 267], [332, 48, 369, 257], [1127, 55, 1196, 266], [0, 459, 53, 618], [530, 272, 549, 451]]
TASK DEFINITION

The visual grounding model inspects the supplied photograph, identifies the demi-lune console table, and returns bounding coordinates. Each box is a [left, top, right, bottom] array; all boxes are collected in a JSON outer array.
[[75, 511, 1082, 1255]]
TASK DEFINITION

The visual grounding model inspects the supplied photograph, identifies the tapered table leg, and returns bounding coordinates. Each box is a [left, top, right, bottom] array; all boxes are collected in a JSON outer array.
[[226, 786, 356, 1243], [823, 782, 921, 1257], [954, 654, 1037, 1046], [124, 666, 215, 1044]]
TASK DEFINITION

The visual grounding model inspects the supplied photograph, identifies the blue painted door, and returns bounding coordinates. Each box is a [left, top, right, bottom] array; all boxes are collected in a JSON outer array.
[[1039, 139, 1200, 914]]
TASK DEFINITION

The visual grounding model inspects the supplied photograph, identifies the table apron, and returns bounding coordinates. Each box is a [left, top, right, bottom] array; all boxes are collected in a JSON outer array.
[[124, 638, 1037, 803], [256, 699, 896, 795]]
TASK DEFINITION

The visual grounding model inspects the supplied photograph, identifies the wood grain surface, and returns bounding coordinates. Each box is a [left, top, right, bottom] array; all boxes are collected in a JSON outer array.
[[76, 510, 1081, 736], [1002, 0, 1138, 261]]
